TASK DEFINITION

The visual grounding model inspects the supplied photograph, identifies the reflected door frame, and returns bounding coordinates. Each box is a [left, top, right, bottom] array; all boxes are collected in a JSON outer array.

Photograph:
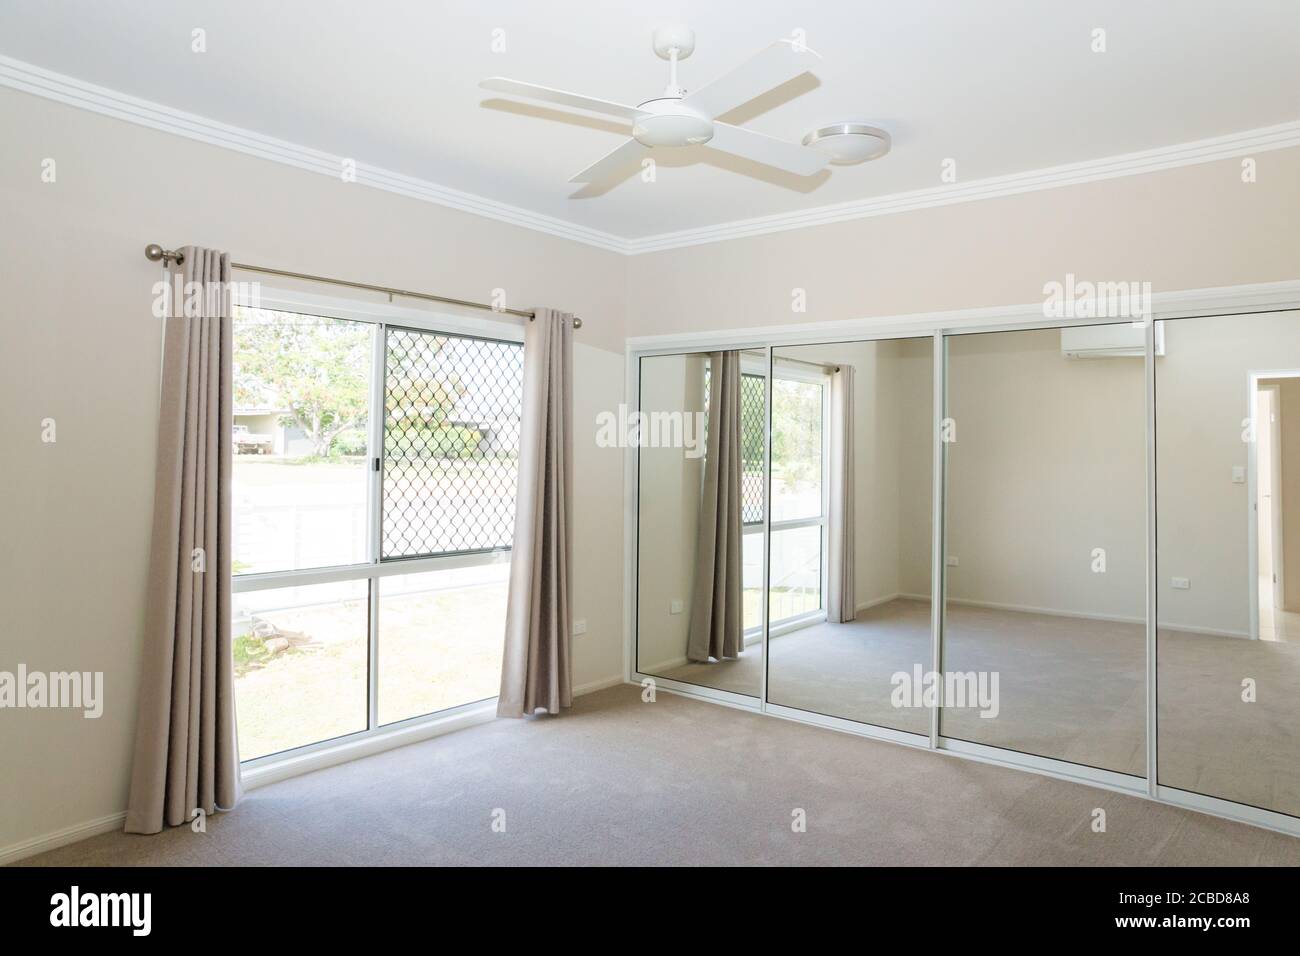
[[769, 357, 832, 636], [1248, 369, 1300, 639]]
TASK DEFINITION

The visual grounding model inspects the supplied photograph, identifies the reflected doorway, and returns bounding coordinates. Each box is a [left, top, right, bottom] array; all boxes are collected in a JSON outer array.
[[1254, 372, 1300, 642]]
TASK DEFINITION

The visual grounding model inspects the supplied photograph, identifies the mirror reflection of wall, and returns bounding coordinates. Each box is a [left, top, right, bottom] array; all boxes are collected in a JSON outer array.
[[766, 338, 933, 732], [941, 326, 1147, 775], [636, 350, 765, 697], [1156, 312, 1300, 815]]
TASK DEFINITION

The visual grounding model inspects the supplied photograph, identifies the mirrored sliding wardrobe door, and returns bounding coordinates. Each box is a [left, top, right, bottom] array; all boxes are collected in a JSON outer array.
[[636, 350, 766, 698], [941, 326, 1146, 775], [1156, 311, 1300, 816], [765, 338, 933, 732]]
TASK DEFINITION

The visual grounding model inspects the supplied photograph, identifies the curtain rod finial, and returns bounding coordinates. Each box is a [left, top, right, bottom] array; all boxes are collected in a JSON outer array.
[[145, 244, 183, 266]]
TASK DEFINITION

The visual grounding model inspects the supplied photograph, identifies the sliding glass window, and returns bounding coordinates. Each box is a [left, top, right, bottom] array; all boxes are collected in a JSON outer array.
[[231, 305, 521, 762]]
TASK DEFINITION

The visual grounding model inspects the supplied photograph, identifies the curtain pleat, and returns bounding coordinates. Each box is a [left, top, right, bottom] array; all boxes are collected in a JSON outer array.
[[497, 309, 574, 717], [125, 246, 240, 833], [687, 351, 744, 662]]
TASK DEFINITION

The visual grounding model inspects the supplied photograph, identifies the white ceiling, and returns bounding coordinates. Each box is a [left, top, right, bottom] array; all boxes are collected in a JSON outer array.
[[3, 0, 1298, 239]]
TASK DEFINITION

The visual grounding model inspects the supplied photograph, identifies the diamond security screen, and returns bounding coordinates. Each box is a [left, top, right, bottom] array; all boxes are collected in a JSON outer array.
[[704, 365, 767, 527], [739, 372, 766, 525], [382, 328, 523, 557]]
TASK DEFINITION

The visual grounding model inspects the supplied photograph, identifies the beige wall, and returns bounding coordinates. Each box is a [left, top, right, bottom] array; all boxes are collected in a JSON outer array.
[[635, 352, 706, 671], [945, 329, 1147, 621], [0, 88, 628, 851], [625, 148, 1300, 338]]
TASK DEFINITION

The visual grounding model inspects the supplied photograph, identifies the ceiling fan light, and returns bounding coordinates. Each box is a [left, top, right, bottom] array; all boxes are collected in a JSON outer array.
[[632, 110, 714, 148], [802, 123, 891, 164]]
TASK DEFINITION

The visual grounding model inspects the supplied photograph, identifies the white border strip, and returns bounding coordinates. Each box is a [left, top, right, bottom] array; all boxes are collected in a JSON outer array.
[[3, 53, 1297, 257]]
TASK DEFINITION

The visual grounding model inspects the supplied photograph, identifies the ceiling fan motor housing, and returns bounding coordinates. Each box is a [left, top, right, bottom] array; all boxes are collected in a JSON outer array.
[[632, 98, 714, 147]]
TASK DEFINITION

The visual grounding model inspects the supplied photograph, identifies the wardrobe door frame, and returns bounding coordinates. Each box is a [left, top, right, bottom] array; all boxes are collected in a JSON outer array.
[[622, 284, 1300, 838]]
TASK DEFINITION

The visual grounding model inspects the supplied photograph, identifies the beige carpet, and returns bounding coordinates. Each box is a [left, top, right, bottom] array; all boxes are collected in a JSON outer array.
[[15, 684, 1300, 867], [654, 598, 1300, 815]]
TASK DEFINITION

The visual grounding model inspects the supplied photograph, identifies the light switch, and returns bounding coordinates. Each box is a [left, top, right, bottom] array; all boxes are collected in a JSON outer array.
[[572, 619, 587, 636], [669, 599, 684, 615], [1232, 466, 1245, 484], [1171, 577, 1190, 590], [946, 556, 959, 567]]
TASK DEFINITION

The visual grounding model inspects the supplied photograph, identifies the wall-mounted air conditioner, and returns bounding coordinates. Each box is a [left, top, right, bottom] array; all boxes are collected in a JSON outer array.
[[1061, 323, 1165, 358]]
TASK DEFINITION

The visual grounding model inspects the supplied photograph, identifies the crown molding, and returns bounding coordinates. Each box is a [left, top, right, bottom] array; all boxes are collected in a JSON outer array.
[[3, 53, 1297, 258], [0, 53, 630, 254], [623, 120, 1300, 254]]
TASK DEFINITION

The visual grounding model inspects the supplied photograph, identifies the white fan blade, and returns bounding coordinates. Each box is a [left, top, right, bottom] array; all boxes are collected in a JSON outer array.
[[568, 138, 650, 183], [682, 39, 821, 120], [480, 77, 643, 121], [706, 122, 830, 177]]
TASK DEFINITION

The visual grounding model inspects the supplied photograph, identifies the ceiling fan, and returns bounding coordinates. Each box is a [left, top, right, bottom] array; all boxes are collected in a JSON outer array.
[[480, 24, 833, 184]]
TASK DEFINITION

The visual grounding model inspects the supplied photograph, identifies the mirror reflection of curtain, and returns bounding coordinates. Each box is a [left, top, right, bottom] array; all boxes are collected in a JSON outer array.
[[827, 365, 856, 623], [687, 351, 743, 661]]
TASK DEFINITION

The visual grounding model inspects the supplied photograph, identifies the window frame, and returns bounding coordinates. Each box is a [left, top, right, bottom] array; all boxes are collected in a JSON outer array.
[[768, 359, 832, 634], [232, 287, 523, 768], [739, 354, 769, 642]]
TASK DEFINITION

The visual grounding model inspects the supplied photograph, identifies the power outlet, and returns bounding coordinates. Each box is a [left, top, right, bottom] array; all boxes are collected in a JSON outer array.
[[1171, 577, 1190, 590], [572, 619, 587, 636], [946, 556, 959, 567]]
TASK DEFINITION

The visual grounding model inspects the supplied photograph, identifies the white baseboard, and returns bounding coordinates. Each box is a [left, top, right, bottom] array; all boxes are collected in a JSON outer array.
[[941, 596, 1250, 639], [855, 592, 903, 613], [944, 595, 1144, 625], [0, 810, 127, 866], [640, 654, 689, 673], [4, 676, 627, 867], [574, 675, 625, 696]]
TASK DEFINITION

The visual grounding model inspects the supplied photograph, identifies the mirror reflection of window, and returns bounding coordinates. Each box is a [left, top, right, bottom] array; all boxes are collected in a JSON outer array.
[[766, 339, 933, 734]]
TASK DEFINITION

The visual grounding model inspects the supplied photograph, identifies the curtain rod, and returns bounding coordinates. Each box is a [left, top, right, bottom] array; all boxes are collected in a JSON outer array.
[[774, 354, 839, 373], [143, 244, 582, 328]]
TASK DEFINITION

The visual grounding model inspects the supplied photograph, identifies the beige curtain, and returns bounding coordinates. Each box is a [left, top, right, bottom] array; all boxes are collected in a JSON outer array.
[[687, 351, 744, 661], [827, 365, 856, 623], [125, 247, 241, 834], [498, 308, 574, 717]]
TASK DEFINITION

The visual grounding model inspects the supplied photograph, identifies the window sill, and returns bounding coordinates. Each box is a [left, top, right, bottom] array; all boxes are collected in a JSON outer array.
[[240, 698, 499, 792]]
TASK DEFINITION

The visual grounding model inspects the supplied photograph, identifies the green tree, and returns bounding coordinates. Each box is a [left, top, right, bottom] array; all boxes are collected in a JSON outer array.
[[234, 309, 375, 457]]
